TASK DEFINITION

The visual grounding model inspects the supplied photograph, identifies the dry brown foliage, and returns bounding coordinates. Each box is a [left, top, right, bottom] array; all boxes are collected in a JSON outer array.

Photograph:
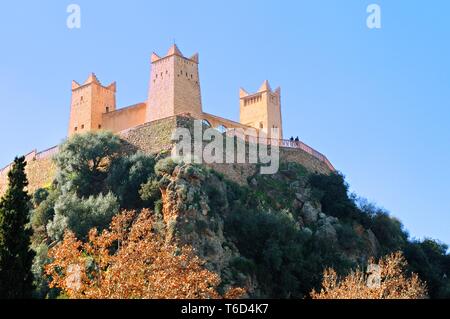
[[45, 209, 245, 299], [311, 252, 428, 299]]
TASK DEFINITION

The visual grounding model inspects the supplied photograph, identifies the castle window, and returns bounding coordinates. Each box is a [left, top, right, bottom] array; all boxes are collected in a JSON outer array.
[[106, 107, 110, 113], [202, 119, 211, 127], [216, 125, 227, 134], [191, 74, 193, 79], [74, 127, 78, 131], [98, 124, 102, 129], [81, 124, 85, 129], [259, 122, 263, 129], [80, 96, 84, 102]]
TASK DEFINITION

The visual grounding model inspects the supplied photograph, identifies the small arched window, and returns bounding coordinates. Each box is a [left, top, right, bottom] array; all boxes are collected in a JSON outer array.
[[216, 125, 227, 134], [259, 122, 264, 129], [202, 119, 212, 127]]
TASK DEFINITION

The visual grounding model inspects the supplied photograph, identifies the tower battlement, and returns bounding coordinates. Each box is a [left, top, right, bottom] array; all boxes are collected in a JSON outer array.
[[68, 73, 117, 137], [240, 80, 283, 139], [146, 44, 203, 122]]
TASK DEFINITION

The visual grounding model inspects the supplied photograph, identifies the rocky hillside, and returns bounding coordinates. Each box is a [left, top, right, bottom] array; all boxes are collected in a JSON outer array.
[[25, 132, 450, 299], [154, 159, 385, 297]]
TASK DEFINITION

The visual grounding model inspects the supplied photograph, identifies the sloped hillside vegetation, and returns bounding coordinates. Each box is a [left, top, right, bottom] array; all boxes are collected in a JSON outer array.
[[27, 132, 450, 299]]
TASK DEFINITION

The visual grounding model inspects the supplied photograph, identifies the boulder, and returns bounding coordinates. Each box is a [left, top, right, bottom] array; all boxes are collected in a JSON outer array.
[[301, 202, 319, 225], [316, 221, 338, 242]]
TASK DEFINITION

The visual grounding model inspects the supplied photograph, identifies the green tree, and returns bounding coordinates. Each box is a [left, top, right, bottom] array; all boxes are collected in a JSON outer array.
[[55, 131, 122, 197], [106, 152, 156, 208], [404, 239, 450, 299], [0, 157, 35, 298], [47, 192, 119, 241], [309, 172, 359, 221]]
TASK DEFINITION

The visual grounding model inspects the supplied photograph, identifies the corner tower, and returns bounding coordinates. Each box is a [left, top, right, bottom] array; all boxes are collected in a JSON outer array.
[[239, 80, 283, 139], [68, 73, 116, 137], [146, 44, 203, 122]]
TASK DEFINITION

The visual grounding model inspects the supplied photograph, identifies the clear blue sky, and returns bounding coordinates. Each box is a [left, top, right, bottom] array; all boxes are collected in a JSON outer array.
[[0, 1, 449, 245]]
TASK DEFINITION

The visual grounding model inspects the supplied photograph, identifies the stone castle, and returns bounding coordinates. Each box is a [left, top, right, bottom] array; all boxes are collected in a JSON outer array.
[[0, 45, 334, 195], [68, 44, 283, 139]]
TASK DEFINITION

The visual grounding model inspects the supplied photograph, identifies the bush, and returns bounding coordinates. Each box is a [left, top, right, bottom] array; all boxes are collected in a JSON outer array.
[[33, 188, 49, 206], [31, 189, 58, 231], [31, 243, 51, 299], [107, 153, 156, 208], [55, 131, 122, 197], [140, 178, 161, 206], [358, 201, 408, 255], [154, 157, 177, 177], [309, 172, 359, 221], [404, 239, 450, 299], [230, 256, 256, 275], [311, 252, 427, 299], [225, 208, 307, 297], [336, 223, 364, 251], [47, 192, 119, 240]]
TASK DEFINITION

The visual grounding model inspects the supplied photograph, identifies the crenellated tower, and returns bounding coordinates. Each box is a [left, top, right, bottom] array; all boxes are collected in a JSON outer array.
[[68, 73, 116, 137], [146, 44, 203, 122], [239, 80, 283, 139]]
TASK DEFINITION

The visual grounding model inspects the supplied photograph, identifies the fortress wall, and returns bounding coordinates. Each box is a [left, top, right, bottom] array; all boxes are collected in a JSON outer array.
[[103, 103, 147, 133], [122, 114, 333, 185], [0, 156, 56, 197], [120, 115, 179, 155], [25, 157, 57, 194], [0, 115, 333, 196], [279, 147, 331, 175]]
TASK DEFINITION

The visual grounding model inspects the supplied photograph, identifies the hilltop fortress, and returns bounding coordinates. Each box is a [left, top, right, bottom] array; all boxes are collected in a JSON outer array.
[[0, 45, 334, 195], [68, 44, 282, 139]]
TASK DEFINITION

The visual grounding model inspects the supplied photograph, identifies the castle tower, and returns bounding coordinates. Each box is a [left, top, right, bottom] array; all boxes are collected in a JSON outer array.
[[239, 80, 283, 139], [68, 73, 116, 137], [146, 44, 203, 122]]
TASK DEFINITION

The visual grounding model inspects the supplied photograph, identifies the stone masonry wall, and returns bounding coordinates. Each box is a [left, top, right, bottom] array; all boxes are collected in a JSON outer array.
[[0, 156, 56, 196], [0, 115, 333, 196]]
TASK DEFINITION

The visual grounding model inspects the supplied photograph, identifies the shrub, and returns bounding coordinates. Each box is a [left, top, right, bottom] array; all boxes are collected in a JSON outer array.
[[47, 192, 119, 240], [106, 152, 156, 208], [404, 239, 450, 298], [33, 188, 49, 206], [45, 210, 245, 299], [140, 178, 161, 206], [31, 189, 58, 231], [55, 131, 122, 197], [154, 157, 177, 177], [311, 252, 427, 299], [309, 172, 359, 221]]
